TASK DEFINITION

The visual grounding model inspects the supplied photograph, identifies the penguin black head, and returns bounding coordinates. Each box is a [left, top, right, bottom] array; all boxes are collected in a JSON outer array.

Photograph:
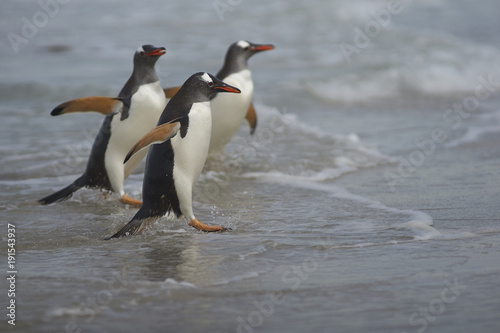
[[218, 41, 274, 79], [156, 72, 240, 132], [127, 44, 166, 87], [183, 72, 241, 103], [230, 40, 274, 62], [133, 44, 166, 68]]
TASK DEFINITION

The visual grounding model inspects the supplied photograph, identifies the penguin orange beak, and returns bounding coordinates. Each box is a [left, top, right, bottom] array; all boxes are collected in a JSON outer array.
[[147, 48, 166, 57], [209, 74, 241, 94], [214, 85, 241, 94], [251, 44, 275, 52]]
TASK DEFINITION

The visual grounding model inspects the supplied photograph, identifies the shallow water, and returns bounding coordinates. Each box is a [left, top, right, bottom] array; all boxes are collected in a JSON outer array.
[[1, 0, 500, 332]]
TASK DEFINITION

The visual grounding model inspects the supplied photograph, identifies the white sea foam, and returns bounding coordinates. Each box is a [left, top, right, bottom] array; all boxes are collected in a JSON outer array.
[[271, 111, 393, 162], [48, 306, 99, 318], [130, 278, 199, 297], [241, 105, 393, 175], [242, 171, 437, 239], [308, 28, 500, 103], [397, 221, 476, 241], [444, 108, 500, 147], [237, 244, 268, 260], [444, 124, 500, 148], [162, 278, 197, 289], [246, 171, 479, 241], [243, 168, 350, 183], [210, 270, 266, 286]]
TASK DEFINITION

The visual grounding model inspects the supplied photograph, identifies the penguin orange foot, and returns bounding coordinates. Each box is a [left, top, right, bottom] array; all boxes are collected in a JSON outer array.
[[119, 194, 142, 207], [188, 218, 228, 232]]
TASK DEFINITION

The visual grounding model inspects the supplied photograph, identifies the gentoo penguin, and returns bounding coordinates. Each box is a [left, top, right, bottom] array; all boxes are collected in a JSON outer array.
[[39, 45, 168, 206], [163, 40, 274, 157], [107, 72, 241, 239]]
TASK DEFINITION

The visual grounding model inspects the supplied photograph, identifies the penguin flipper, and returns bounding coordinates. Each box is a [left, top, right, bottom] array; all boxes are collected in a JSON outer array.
[[51, 97, 124, 116], [124, 121, 181, 164], [163, 86, 181, 99], [245, 103, 257, 135], [105, 217, 147, 239]]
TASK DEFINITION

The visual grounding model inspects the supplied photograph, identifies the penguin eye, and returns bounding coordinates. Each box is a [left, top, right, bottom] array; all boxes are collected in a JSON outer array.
[[207, 81, 214, 87], [140, 51, 145, 56], [243, 45, 251, 51]]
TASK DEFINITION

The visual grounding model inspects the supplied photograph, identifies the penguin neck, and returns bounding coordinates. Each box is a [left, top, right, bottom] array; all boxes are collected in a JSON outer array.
[[132, 65, 159, 86], [157, 89, 196, 125], [217, 55, 248, 80], [119, 65, 159, 98]]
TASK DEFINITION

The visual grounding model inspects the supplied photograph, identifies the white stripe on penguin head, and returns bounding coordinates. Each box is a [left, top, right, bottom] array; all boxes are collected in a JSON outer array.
[[201, 72, 213, 84]]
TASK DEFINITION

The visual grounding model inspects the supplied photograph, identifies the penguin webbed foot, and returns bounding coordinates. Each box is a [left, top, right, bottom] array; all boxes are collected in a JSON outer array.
[[188, 218, 230, 232], [119, 194, 142, 207]]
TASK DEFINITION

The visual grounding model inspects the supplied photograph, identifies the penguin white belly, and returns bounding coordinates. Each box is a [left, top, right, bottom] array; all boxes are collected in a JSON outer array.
[[105, 82, 167, 195], [209, 69, 253, 156], [171, 101, 212, 221]]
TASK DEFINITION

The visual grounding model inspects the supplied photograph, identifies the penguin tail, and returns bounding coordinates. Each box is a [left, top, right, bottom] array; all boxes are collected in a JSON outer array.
[[105, 216, 148, 240], [39, 176, 86, 205]]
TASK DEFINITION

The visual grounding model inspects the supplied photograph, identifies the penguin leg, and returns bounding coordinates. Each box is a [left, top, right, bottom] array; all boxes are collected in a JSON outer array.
[[188, 218, 228, 232], [119, 194, 142, 207], [245, 103, 258, 135], [105, 153, 142, 207]]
